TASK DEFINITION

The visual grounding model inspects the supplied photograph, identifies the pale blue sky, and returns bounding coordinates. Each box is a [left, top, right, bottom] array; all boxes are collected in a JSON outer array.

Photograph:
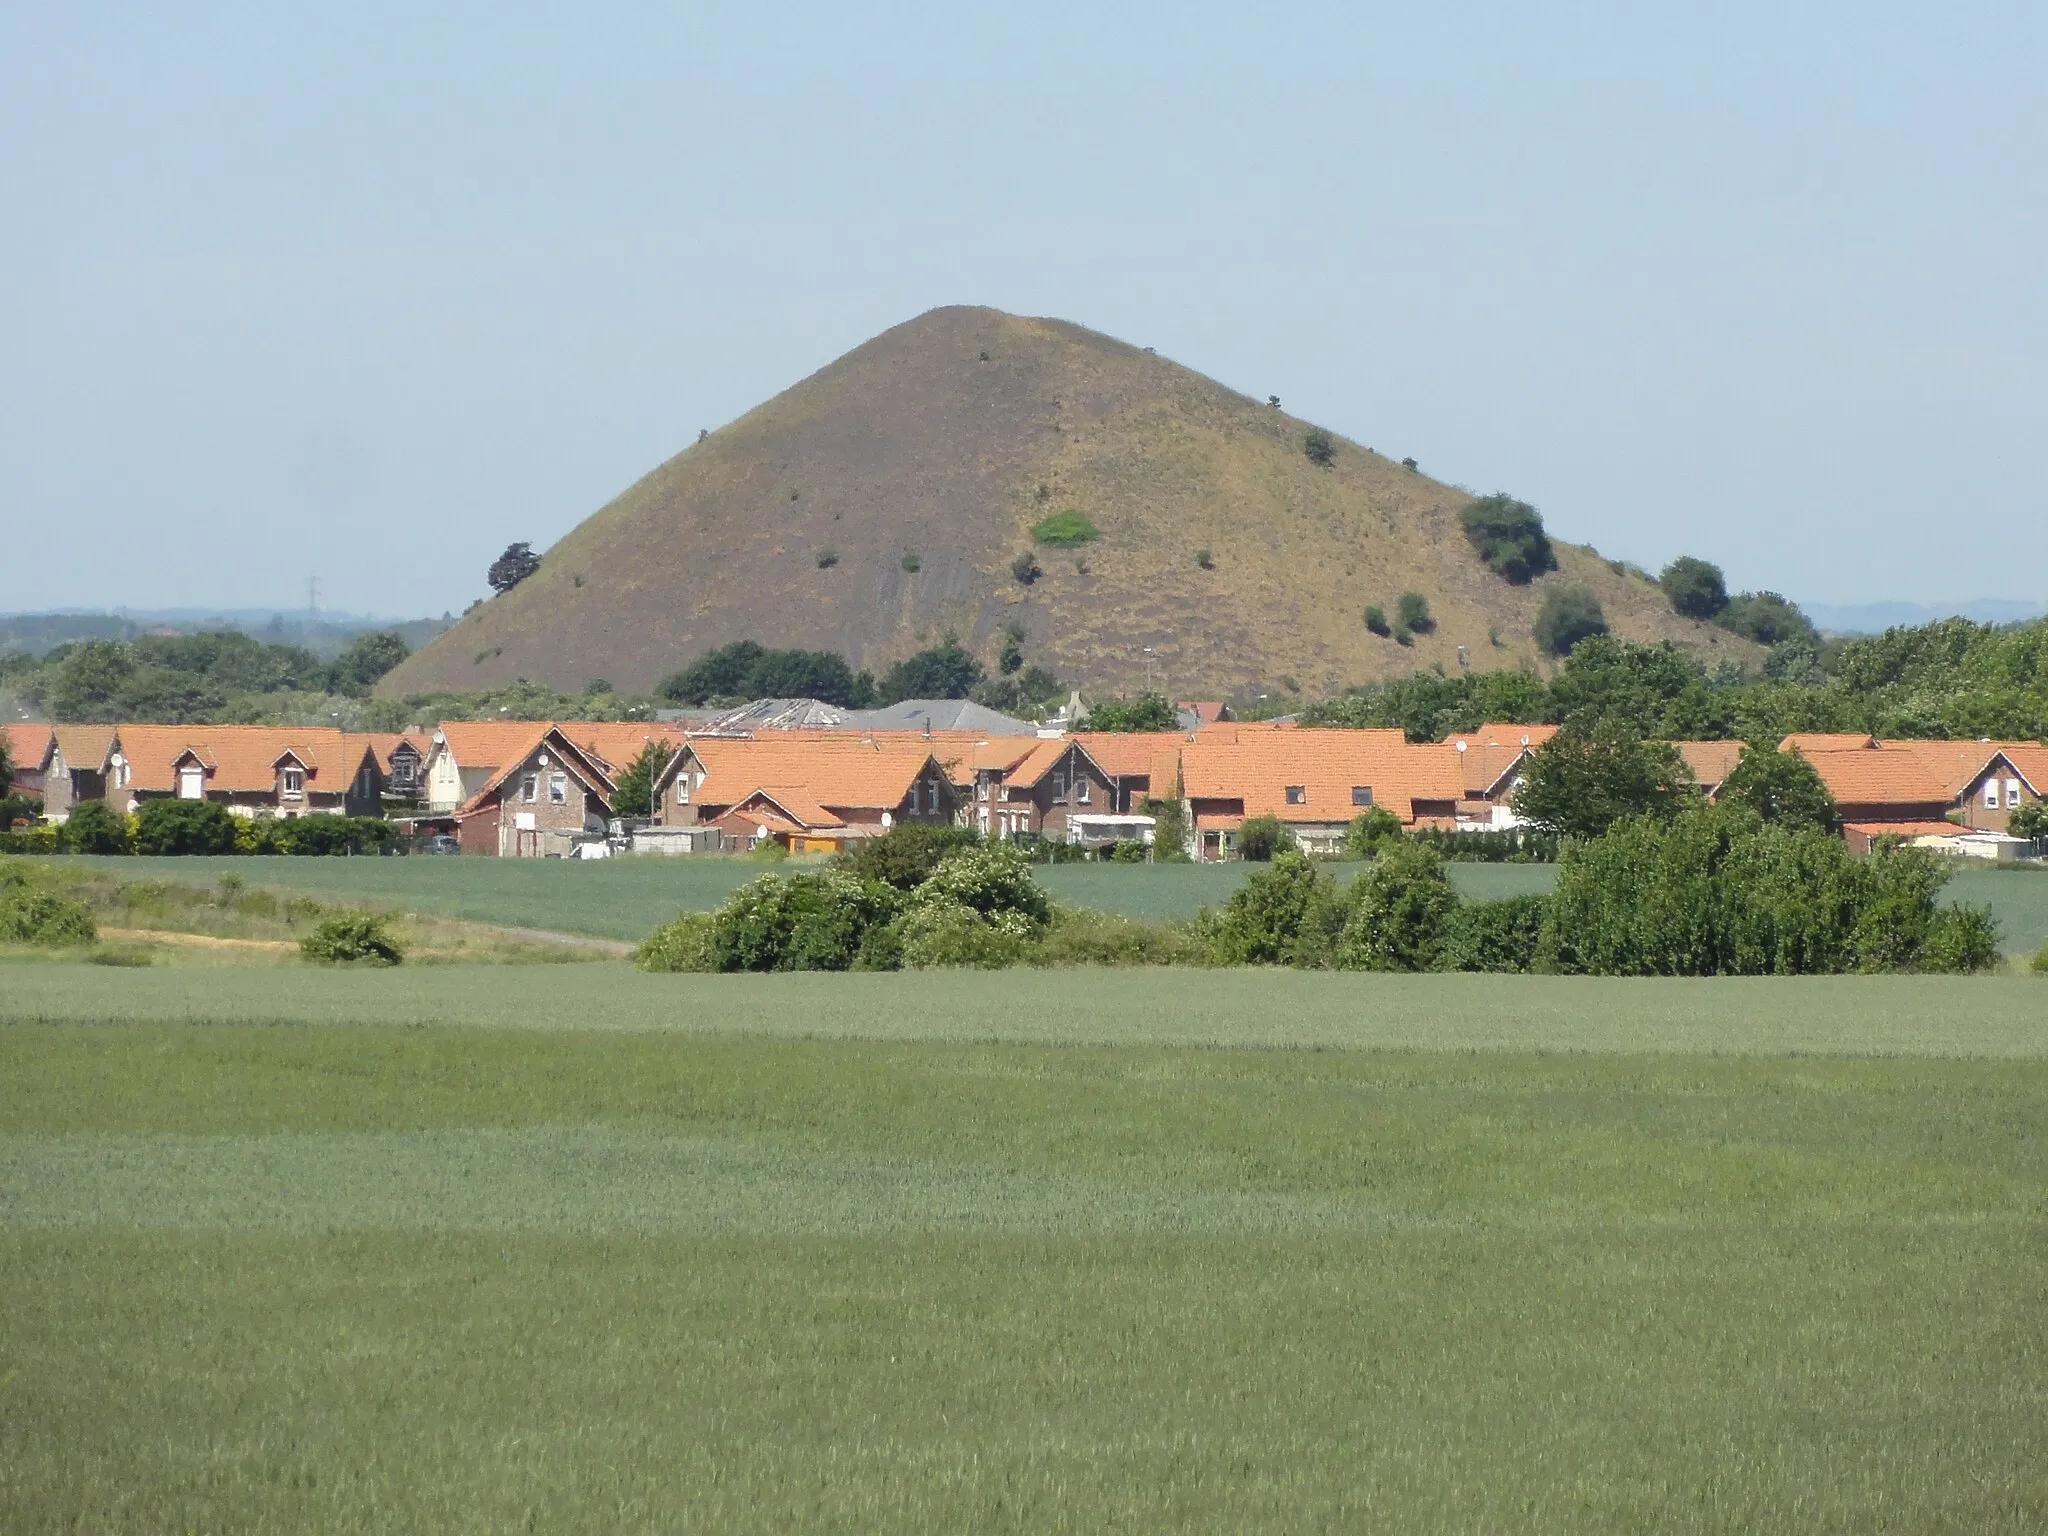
[[2, 2, 2041, 617]]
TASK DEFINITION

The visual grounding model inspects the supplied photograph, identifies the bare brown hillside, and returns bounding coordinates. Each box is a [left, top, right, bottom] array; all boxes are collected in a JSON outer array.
[[382, 306, 1756, 701]]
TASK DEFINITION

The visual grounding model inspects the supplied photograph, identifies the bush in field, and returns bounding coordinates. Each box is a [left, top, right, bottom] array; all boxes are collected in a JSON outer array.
[[1303, 427, 1336, 466], [894, 900, 1031, 969], [836, 822, 982, 891], [1435, 895, 1549, 972], [1332, 841, 1459, 971], [131, 798, 238, 855], [1534, 588, 1608, 656], [1342, 806, 1404, 860], [1538, 804, 1999, 975], [299, 913, 404, 965], [1236, 815, 1295, 862], [1460, 494, 1558, 584], [636, 912, 718, 972], [907, 841, 1051, 931], [275, 816, 399, 856], [58, 800, 129, 854], [0, 887, 98, 946], [708, 870, 902, 973], [1031, 510, 1099, 547], [2032, 940, 2048, 975], [1032, 907, 1204, 967], [1198, 852, 1335, 967], [1364, 605, 1392, 637]]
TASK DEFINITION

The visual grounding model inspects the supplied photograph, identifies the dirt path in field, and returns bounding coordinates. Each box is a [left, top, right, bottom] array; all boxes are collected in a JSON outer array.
[[467, 925, 636, 958], [100, 928, 296, 954]]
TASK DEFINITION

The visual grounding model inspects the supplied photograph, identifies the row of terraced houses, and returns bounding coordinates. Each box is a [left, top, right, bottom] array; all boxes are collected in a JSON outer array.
[[6, 718, 2045, 860]]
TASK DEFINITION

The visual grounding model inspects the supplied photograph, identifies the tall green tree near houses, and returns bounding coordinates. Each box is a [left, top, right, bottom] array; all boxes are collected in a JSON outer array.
[[610, 740, 678, 819], [1716, 742, 1838, 832], [1512, 719, 1696, 839]]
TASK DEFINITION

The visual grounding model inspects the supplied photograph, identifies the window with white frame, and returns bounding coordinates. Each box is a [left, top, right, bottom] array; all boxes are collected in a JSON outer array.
[[281, 767, 304, 797], [1051, 775, 1066, 805], [178, 765, 204, 800], [1985, 780, 2000, 809], [1076, 777, 1090, 804], [549, 772, 567, 804], [675, 774, 690, 803], [2007, 779, 2022, 808], [521, 773, 538, 803]]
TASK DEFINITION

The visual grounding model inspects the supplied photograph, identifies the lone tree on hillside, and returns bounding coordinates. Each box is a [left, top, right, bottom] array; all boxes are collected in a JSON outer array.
[[1396, 592, 1435, 635], [487, 542, 542, 594], [1459, 494, 1558, 584], [1716, 591, 1817, 648], [1534, 588, 1608, 656], [1659, 557, 1729, 620], [1303, 427, 1336, 466]]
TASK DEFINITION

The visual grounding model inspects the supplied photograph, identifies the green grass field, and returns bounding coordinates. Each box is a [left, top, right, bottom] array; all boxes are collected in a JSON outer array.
[[5, 980, 2045, 1532], [53, 854, 2048, 951]]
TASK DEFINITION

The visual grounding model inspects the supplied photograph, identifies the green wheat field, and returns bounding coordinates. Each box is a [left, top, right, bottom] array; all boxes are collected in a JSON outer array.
[[4, 967, 2046, 1531]]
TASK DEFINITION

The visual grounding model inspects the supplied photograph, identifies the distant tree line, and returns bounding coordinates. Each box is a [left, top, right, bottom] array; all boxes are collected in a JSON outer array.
[[0, 630, 412, 724], [1301, 618, 2048, 743]]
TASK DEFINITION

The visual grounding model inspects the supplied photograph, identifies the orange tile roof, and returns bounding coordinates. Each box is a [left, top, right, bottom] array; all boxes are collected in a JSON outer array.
[[1673, 739, 1747, 792], [1878, 739, 2039, 799], [1800, 748, 1953, 808], [685, 736, 939, 812], [1842, 819, 1968, 839], [2000, 744, 2048, 792], [1182, 729, 1462, 824], [558, 721, 684, 774], [1443, 724, 1557, 796], [1782, 733, 1877, 754], [1178, 701, 1228, 725], [51, 725, 116, 770], [113, 725, 370, 795], [5, 723, 55, 772], [744, 788, 849, 830], [432, 720, 567, 772], [1070, 732, 1189, 779]]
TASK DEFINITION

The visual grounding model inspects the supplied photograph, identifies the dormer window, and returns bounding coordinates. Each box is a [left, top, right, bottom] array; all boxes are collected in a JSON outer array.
[[1352, 786, 1373, 807], [282, 768, 305, 798], [1285, 785, 1306, 805], [178, 764, 205, 800]]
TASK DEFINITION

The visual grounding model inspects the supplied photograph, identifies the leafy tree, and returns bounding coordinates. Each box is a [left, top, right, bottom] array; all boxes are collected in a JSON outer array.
[[707, 870, 903, 972], [46, 639, 136, 722], [836, 822, 983, 891], [1459, 494, 1558, 584], [1717, 743, 1837, 832], [1396, 592, 1435, 635], [1436, 895, 1548, 972], [1332, 841, 1460, 971], [1342, 805, 1403, 859], [877, 640, 984, 703], [330, 630, 410, 693], [657, 641, 872, 707], [1533, 588, 1608, 656], [610, 740, 676, 819], [0, 887, 97, 946], [58, 800, 130, 854], [1199, 851, 1330, 965], [1547, 637, 1706, 736], [909, 840, 1051, 930], [2007, 799, 2048, 842], [1512, 719, 1695, 839], [1235, 814, 1296, 862], [970, 666, 1065, 717], [487, 542, 542, 594], [1303, 427, 1336, 466], [1084, 693, 1178, 732], [131, 798, 238, 855], [1539, 804, 1998, 976], [1717, 591, 1816, 648], [998, 628, 1025, 675], [1659, 557, 1729, 620]]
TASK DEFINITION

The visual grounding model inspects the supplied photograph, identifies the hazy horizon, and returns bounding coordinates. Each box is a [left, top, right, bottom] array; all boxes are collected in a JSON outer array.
[[4, 4, 2040, 617]]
